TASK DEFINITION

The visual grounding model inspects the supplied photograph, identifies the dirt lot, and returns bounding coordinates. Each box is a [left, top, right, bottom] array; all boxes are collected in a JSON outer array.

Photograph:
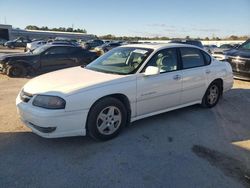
[[0, 73, 250, 188], [0, 46, 24, 55]]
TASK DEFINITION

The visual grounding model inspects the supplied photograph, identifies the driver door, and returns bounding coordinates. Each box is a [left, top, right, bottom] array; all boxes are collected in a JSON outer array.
[[136, 48, 182, 116], [40, 46, 73, 72]]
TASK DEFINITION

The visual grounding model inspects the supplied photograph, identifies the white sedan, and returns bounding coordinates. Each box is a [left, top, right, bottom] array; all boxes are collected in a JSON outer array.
[[26, 40, 46, 52], [16, 43, 233, 140]]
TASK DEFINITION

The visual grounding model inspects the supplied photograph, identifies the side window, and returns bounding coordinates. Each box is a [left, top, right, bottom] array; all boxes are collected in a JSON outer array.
[[143, 48, 178, 73], [68, 47, 84, 54], [201, 50, 211, 65], [180, 48, 205, 69], [45, 47, 69, 55]]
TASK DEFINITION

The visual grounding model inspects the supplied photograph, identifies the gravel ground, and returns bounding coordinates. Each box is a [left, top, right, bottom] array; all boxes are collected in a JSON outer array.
[[0, 73, 249, 188]]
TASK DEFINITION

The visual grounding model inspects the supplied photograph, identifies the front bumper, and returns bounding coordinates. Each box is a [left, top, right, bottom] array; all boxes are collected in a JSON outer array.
[[16, 94, 88, 138], [0, 61, 8, 74], [233, 71, 250, 81], [0, 62, 4, 73]]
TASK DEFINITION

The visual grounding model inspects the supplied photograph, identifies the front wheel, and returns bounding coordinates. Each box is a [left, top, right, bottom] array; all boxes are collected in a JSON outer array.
[[202, 82, 221, 108], [6, 64, 27, 77], [87, 97, 127, 141]]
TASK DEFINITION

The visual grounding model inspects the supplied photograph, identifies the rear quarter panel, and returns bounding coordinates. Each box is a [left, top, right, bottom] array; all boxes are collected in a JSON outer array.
[[207, 59, 233, 92]]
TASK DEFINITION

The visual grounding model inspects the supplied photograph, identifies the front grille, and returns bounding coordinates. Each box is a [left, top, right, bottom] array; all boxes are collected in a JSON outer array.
[[20, 90, 33, 103], [227, 57, 250, 72], [29, 122, 56, 133]]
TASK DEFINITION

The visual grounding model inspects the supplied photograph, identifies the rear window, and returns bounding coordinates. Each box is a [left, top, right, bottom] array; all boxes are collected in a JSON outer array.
[[45, 46, 70, 55], [180, 48, 205, 69], [201, 51, 211, 65]]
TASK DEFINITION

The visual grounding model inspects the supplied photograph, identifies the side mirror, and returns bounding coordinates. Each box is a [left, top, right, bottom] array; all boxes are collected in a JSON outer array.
[[144, 66, 160, 76]]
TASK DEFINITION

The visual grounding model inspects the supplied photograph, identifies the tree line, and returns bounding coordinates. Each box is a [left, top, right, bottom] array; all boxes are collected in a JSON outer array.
[[99, 34, 249, 41], [25, 25, 87, 33], [24, 26, 248, 41]]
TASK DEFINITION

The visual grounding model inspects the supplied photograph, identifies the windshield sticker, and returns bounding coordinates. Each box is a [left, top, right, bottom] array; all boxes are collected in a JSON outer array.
[[133, 49, 148, 54]]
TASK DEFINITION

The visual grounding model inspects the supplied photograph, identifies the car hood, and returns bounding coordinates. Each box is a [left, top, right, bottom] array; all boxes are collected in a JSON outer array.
[[0, 52, 34, 58], [225, 49, 250, 59], [23, 67, 131, 96], [0, 52, 37, 61], [5, 41, 14, 44]]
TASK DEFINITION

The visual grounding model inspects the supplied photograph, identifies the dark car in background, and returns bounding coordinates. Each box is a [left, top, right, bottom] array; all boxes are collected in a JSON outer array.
[[0, 44, 98, 77], [169, 39, 203, 48], [225, 39, 250, 81], [4, 38, 31, 49]]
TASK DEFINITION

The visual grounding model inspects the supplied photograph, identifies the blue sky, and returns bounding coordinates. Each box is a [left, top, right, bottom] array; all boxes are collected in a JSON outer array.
[[0, 0, 249, 38]]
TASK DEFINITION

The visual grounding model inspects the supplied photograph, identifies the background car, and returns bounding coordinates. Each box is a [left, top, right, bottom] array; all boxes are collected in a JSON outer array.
[[169, 39, 204, 48], [0, 38, 7, 46], [94, 42, 122, 55], [204, 45, 217, 53], [0, 44, 98, 77], [4, 37, 31, 48], [82, 39, 104, 50], [25, 40, 47, 52], [16, 43, 233, 141], [49, 40, 80, 46], [225, 39, 250, 80], [210, 44, 235, 60]]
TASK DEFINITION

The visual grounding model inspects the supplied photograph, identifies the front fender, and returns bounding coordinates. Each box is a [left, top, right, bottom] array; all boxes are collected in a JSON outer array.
[[64, 80, 137, 116]]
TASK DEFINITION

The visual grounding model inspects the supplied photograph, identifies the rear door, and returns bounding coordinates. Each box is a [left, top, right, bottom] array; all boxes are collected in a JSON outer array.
[[179, 47, 207, 104]]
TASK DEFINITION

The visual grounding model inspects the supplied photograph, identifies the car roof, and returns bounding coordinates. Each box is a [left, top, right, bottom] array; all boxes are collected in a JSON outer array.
[[120, 43, 202, 50], [45, 44, 79, 48]]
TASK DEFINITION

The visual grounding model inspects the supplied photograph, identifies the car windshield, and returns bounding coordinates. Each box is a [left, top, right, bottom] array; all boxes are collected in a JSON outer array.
[[86, 47, 153, 75], [239, 40, 250, 50], [32, 45, 50, 54]]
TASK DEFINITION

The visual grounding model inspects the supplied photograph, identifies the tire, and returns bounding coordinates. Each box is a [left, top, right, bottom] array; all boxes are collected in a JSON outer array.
[[202, 81, 222, 108], [6, 64, 27, 77], [87, 97, 127, 141]]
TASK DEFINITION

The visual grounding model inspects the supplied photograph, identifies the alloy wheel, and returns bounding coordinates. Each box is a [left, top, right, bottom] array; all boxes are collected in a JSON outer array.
[[207, 85, 219, 105], [96, 106, 122, 135]]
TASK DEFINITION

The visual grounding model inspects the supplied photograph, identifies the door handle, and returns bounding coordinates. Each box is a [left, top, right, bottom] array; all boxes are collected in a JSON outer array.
[[173, 75, 181, 80], [206, 69, 211, 74]]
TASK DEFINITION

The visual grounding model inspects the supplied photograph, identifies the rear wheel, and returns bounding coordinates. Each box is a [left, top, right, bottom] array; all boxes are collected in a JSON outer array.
[[87, 97, 127, 141], [202, 81, 221, 108], [6, 64, 27, 77]]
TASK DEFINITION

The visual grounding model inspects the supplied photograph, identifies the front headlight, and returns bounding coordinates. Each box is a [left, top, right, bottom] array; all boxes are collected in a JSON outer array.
[[223, 55, 229, 60], [32, 95, 66, 109]]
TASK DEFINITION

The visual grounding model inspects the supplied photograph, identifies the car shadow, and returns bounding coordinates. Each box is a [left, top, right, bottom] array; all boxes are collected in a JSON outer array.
[[0, 88, 250, 187], [0, 88, 249, 152]]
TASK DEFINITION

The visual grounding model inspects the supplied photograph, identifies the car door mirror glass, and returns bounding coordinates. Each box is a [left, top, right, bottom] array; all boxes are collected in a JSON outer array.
[[144, 66, 160, 76]]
